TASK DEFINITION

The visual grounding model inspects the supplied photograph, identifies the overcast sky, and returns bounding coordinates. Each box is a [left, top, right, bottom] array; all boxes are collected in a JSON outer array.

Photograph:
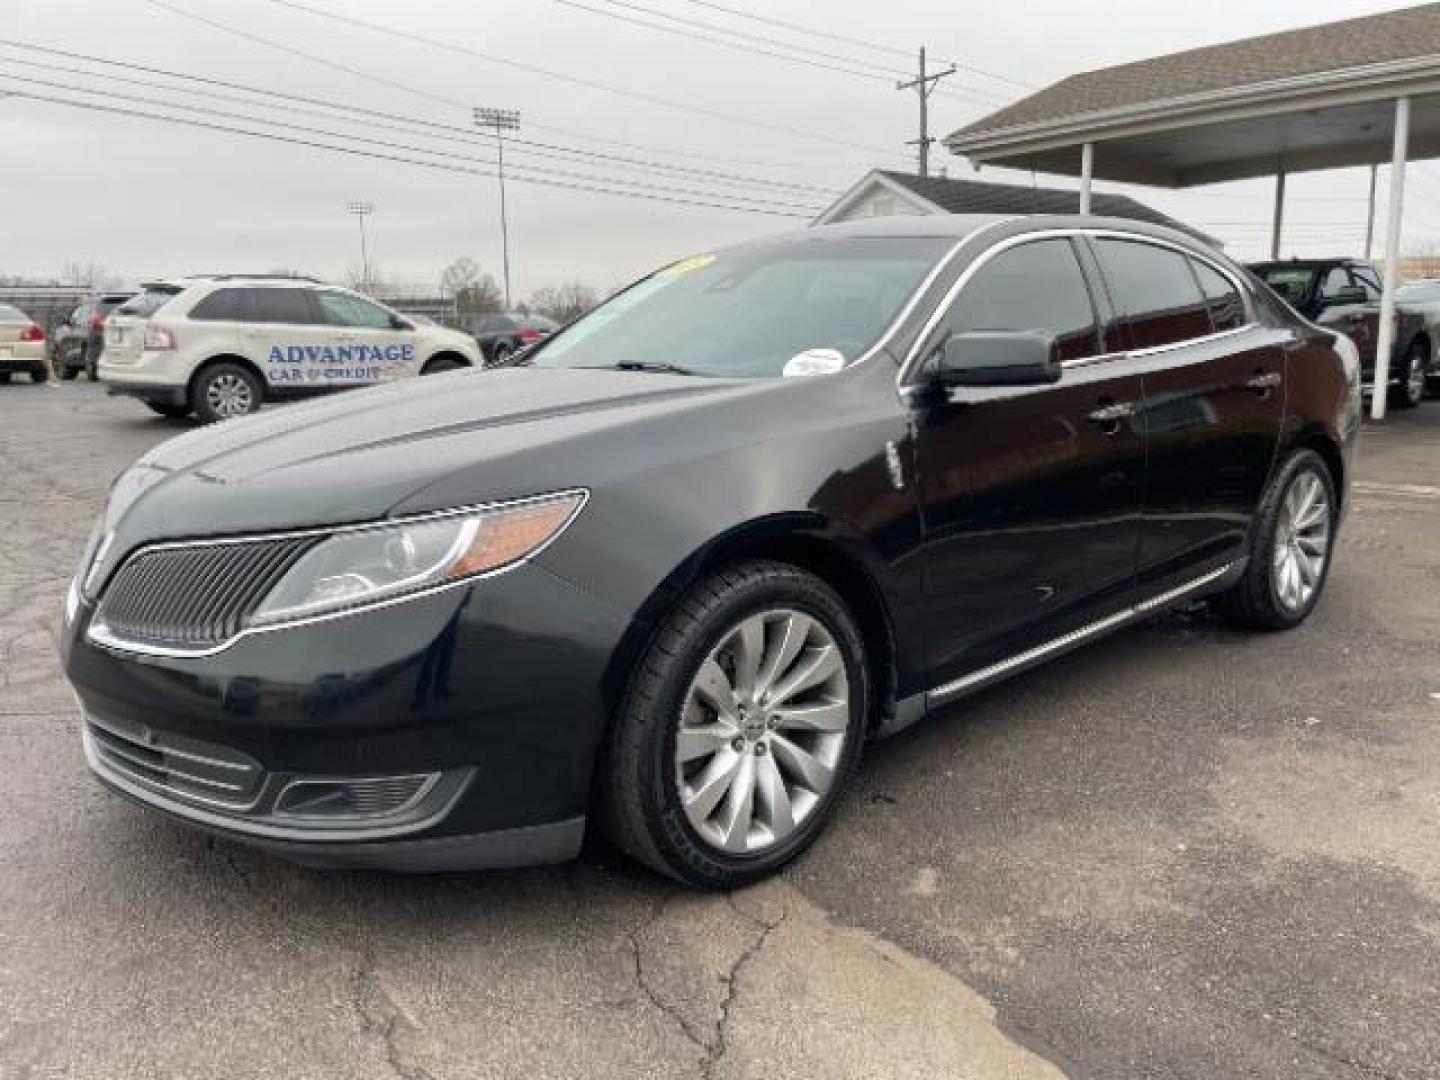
[[4, 0, 1436, 298]]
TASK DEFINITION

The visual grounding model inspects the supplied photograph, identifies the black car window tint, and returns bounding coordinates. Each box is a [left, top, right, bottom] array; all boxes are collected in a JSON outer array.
[[189, 288, 245, 322], [1095, 239, 1212, 350], [1190, 258, 1246, 333], [249, 288, 322, 325], [117, 287, 181, 318], [940, 238, 1101, 364]]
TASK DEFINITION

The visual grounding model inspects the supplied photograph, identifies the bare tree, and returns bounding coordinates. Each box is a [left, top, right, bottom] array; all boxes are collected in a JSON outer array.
[[529, 281, 598, 324], [440, 257, 504, 316], [60, 262, 122, 291]]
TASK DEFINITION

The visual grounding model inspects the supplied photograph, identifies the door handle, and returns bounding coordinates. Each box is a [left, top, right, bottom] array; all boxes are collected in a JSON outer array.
[[1246, 371, 1282, 393], [1086, 400, 1136, 433]]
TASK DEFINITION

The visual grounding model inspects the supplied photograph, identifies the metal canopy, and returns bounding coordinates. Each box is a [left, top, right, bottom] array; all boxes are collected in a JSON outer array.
[[944, 4, 1440, 420], [947, 64, 1440, 187]]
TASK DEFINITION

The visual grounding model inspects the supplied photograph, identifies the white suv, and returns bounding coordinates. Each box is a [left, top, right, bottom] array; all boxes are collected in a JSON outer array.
[[99, 276, 482, 422]]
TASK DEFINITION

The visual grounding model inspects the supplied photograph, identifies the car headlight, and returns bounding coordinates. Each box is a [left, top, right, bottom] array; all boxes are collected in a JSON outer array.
[[249, 490, 587, 627]]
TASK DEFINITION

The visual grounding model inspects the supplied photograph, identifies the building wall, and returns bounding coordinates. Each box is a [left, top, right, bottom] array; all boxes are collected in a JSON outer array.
[[829, 185, 929, 222]]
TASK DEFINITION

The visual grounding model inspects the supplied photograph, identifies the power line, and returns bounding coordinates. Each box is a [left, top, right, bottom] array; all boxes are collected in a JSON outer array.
[[0, 44, 842, 197], [663, 0, 1038, 91], [170, 0, 900, 156], [0, 81, 825, 217], [0, 71, 826, 212], [545, 0, 1010, 109]]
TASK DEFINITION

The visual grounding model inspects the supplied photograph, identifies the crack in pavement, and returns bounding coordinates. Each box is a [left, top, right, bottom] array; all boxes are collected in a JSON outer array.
[[703, 901, 784, 1080], [350, 947, 437, 1080]]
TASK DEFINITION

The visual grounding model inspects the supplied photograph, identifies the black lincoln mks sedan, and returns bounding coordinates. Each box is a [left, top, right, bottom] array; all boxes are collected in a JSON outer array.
[[62, 215, 1361, 888]]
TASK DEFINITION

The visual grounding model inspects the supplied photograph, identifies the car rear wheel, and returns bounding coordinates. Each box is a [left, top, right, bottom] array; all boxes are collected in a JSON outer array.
[[57, 348, 78, 380], [192, 362, 262, 423], [1392, 341, 1427, 409], [29, 363, 47, 384], [492, 344, 513, 366], [600, 560, 867, 888], [421, 354, 467, 374], [1214, 449, 1336, 631]]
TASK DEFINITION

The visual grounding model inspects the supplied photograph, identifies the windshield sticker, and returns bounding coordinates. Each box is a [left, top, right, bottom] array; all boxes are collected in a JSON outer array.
[[782, 348, 846, 378], [657, 253, 716, 280], [264, 342, 413, 385]]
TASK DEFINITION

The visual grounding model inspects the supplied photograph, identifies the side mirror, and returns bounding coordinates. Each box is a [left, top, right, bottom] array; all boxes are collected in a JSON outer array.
[[1320, 285, 1367, 308], [929, 330, 1061, 389]]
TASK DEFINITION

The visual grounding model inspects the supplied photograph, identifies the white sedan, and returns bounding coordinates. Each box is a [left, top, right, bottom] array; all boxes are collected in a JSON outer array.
[[0, 303, 49, 384]]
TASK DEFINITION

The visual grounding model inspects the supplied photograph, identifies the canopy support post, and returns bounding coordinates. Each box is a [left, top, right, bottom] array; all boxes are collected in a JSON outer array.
[[1270, 167, 1286, 260], [1365, 164, 1378, 260], [1372, 95, 1410, 422], [1079, 142, 1093, 214]]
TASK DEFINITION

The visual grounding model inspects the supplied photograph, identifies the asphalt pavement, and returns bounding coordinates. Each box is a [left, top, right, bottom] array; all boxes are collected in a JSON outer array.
[[2, 380, 1438, 1079]]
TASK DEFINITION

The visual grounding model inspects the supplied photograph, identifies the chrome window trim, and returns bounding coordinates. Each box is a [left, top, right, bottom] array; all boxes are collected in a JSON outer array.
[[927, 562, 1235, 705], [844, 216, 1018, 371], [85, 488, 590, 659], [896, 226, 1259, 390]]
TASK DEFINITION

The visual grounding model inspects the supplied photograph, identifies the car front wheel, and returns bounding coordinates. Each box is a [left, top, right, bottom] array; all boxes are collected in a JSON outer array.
[[1214, 449, 1336, 631], [600, 560, 867, 888], [192, 362, 262, 423]]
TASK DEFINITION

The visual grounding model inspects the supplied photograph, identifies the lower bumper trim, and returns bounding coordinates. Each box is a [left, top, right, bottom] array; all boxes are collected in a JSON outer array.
[[256, 817, 588, 872]]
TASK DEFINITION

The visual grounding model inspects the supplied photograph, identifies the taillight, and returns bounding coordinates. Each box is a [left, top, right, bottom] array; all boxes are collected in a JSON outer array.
[[517, 328, 541, 344], [19, 324, 44, 342], [144, 324, 175, 350], [88, 314, 106, 331]]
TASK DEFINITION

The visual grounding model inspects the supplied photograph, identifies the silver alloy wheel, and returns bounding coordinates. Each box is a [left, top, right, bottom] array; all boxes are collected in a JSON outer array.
[[675, 608, 849, 855], [1407, 349, 1427, 403], [1272, 470, 1332, 612], [206, 372, 254, 418]]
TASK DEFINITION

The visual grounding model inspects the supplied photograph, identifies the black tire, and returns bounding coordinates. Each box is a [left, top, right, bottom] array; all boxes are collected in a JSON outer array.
[[145, 401, 191, 419], [1391, 340, 1427, 409], [30, 363, 47, 384], [599, 559, 868, 889], [57, 348, 78, 380], [1213, 449, 1337, 631], [0, 373, 11, 384], [191, 361, 262, 423], [492, 344, 513, 366]]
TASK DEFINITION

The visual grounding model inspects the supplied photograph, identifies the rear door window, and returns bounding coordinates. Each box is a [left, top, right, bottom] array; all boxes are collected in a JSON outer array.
[[1094, 239, 1212, 350], [937, 238, 1102, 364], [188, 288, 248, 322], [1190, 259, 1246, 332], [248, 288, 323, 325]]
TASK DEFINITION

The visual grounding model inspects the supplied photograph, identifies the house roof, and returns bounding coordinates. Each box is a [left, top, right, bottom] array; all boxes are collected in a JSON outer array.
[[956, 5, 1440, 139], [816, 170, 1213, 243], [945, 4, 1440, 186]]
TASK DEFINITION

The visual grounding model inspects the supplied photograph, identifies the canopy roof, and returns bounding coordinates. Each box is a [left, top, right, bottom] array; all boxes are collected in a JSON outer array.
[[947, 4, 1440, 186]]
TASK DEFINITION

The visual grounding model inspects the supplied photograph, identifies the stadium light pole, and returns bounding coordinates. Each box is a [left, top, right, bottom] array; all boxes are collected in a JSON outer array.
[[474, 107, 520, 310], [345, 200, 374, 293]]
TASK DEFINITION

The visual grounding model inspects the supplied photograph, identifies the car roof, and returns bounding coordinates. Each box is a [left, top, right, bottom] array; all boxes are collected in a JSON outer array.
[[1247, 259, 1358, 269]]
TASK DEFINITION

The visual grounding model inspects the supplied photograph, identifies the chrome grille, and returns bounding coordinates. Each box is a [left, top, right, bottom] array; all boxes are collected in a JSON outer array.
[[86, 714, 264, 809], [95, 535, 320, 647]]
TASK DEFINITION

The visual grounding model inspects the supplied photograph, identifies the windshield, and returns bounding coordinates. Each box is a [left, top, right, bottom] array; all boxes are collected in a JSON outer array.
[[530, 236, 950, 378], [1398, 281, 1440, 302], [1252, 265, 1317, 306], [0, 304, 28, 322]]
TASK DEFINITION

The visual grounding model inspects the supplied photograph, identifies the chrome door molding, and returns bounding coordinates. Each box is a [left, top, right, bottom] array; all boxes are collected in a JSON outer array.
[[926, 562, 1236, 706]]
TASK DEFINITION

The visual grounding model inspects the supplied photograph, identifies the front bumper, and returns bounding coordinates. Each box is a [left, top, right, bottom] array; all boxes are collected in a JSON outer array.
[[64, 559, 630, 870]]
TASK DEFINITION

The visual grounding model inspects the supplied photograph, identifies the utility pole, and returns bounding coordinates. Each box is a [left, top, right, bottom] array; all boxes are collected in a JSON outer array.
[[474, 107, 520, 310], [896, 47, 957, 177], [345, 201, 374, 293]]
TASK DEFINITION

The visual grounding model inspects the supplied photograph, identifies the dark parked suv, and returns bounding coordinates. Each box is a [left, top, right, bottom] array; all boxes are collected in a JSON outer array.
[[63, 215, 1359, 888], [466, 311, 558, 365], [50, 293, 133, 380], [1248, 258, 1431, 408]]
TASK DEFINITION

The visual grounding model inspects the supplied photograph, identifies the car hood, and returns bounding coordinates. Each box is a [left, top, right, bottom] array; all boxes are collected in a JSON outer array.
[[100, 366, 762, 554]]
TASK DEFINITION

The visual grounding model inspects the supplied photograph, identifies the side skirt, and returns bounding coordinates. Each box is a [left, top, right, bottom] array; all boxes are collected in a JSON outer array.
[[882, 560, 1242, 737]]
